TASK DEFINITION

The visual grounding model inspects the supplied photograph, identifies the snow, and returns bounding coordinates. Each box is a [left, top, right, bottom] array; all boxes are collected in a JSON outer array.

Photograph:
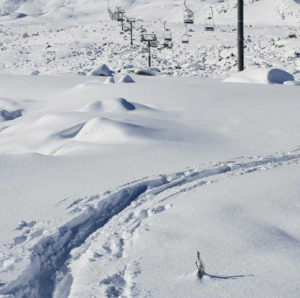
[[0, 74, 300, 297], [118, 74, 135, 83], [225, 67, 295, 84], [0, 0, 299, 297], [103, 76, 115, 84], [88, 64, 114, 77]]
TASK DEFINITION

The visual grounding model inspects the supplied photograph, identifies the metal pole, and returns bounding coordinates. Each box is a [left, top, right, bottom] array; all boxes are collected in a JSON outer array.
[[121, 17, 124, 31], [130, 22, 133, 45], [148, 41, 151, 67], [238, 0, 244, 71]]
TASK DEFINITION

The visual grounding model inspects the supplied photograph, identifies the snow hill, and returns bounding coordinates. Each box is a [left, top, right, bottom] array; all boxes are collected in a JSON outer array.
[[0, 0, 299, 25]]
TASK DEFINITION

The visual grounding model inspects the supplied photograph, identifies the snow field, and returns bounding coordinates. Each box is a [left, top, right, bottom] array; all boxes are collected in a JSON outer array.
[[1, 147, 300, 297], [0, 0, 299, 297], [0, 73, 299, 297]]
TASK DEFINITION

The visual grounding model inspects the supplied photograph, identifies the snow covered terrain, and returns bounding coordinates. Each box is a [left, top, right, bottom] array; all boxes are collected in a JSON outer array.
[[0, 0, 299, 78], [0, 0, 299, 297]]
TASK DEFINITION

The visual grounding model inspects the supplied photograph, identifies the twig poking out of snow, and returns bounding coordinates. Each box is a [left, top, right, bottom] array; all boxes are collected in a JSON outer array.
[[195, 251, 205, 279]]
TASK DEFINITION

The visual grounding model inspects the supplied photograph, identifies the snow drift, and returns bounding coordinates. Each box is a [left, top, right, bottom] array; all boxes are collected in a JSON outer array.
[[224, 68, 295, 84]]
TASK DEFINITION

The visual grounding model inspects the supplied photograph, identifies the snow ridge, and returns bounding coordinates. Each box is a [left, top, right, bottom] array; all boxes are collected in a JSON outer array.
[[1, 148, 300, 297]]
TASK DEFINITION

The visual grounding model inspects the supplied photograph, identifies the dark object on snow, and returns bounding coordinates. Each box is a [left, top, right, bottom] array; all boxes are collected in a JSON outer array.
[[134, 68, 157, 76], [195, 251, 254, 281], [195, 251, 205, 278], [88, 64, 113, 77], [1, 109, 23, 121], [16, 13, 27, 19]]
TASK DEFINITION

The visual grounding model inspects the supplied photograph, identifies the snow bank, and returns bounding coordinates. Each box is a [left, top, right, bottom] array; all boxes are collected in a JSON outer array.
[[224, 68, 295, 85], [88, 64, 113, 77]]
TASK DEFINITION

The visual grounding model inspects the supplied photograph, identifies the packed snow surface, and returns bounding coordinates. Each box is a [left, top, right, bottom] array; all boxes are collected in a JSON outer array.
[[0, 0, 299, 298]]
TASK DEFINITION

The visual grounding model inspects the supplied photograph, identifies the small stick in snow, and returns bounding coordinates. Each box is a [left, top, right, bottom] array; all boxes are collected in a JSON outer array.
[[195, 251, 205, 278]]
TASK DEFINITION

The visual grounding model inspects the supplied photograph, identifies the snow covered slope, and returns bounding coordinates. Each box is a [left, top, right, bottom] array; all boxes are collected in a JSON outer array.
[[0, 0, 299, 25], [0, 1, 299, 297], [0, 73, 299, 297]]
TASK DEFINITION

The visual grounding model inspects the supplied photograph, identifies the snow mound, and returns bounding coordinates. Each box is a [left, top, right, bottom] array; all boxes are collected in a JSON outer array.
[[75, 117, 150, 143], [31, 70, 40, 76], [88, 64, 113, 77], [102, 98, 136, 113], [118, 75, 135, 83], [103, 76, 115, 84], [79, 100, 103, 112], [225, 68, 295, 84]]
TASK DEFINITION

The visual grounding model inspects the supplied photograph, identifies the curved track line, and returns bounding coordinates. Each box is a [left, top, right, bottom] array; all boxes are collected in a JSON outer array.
[[1, 149, 300, 298]]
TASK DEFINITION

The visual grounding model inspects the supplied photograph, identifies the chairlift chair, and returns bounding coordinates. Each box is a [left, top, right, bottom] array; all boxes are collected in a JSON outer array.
[[204, 18, 215, 32], [184, 0, 194, 24], [182, 33, 189, 44], [115, 7, 125, 22], [164, 29, 172, 41], [162, 21, 172, 42], [204, 7, 215, 32], [141, 33, 157, 43], [182, 25, 189, 44]]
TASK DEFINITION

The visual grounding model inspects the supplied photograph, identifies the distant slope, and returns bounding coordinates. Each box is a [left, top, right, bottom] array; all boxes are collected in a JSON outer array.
[[0, 0, 299, 25]]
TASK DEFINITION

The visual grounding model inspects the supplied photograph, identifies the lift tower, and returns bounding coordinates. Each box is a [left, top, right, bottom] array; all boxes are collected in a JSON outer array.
[[238, 0, 244, 71]]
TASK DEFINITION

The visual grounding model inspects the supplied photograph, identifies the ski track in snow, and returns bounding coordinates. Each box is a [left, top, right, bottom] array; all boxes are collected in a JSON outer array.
[[0, 147, 300, 297]]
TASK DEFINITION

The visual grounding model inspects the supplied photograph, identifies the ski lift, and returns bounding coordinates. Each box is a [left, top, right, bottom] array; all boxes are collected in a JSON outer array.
[[163, 21, 172, 41], [115, 7, 125, 22], [184, 0, 194, 24], [182, 25, 189, 44], [204, 7, 215, 32], [141, 33, 157, 43]]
